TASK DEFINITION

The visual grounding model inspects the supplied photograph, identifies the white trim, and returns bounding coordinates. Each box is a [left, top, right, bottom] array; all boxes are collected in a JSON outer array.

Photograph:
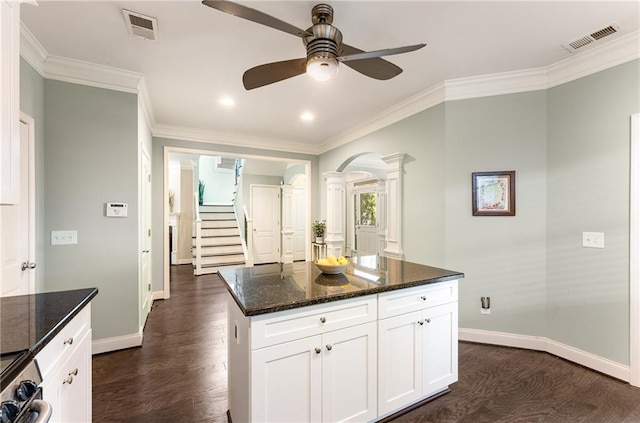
[[630, 113, 640, 387], [20, 24, 638, 156], [138, 77, 156, 130], [459, 328, 631, 382], [19, 113, 36, 294], [92, 331, 143, 355], [152, 290, 166, 301]]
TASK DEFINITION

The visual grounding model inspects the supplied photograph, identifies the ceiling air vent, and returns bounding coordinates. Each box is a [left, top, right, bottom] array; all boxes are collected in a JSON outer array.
[[123, 9, 158, 42], [562, 23, 621, 52]]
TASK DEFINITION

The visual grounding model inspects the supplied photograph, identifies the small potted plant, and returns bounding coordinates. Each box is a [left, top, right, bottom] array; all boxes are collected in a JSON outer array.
[[312, 220, 326, 244], [168, 190, 175, 213], [198, 180, 205, 206]]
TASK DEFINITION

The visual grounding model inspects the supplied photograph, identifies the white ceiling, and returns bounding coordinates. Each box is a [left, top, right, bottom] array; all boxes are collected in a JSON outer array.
[[20, 1, 639, 154]]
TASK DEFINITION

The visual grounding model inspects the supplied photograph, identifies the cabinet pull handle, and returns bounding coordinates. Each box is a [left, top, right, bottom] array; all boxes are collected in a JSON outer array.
[[326, 344, 332, 351], [425, 318, 431, 323], [68, 368, 78, 376], [418, 320, 424, 326], [63, 376, 74, 385], [319, 317, 326, 323], [63, 337, 74, 345], [315, 347, 321, 354], [420, 296, 427, 301]]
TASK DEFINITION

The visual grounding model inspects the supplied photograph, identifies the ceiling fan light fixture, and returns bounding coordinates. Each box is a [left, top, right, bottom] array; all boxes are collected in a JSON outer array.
[[306, 56, 338, 82]]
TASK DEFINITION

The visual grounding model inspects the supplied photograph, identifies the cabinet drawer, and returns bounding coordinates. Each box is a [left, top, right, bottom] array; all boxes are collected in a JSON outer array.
[[36, 305, 91, 379], [251, 296, 377, 350], [378, 281, 457, 319]]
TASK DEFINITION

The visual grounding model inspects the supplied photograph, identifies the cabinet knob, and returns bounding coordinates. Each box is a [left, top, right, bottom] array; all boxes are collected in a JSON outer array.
[[63, 337, 74, 346], [425, 318, 431, 323], [418, 320, 424, 326], [319, 317, 326, 323], [326, 344, 332, 351], [62, 376, 74, 385], [420, 296, 427, 301], [315, 347, 321, 354], [68, 368, 78, 376]]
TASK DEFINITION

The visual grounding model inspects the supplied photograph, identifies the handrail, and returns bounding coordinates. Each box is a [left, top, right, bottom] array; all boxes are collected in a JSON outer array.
[[193, 192, 201, 222]]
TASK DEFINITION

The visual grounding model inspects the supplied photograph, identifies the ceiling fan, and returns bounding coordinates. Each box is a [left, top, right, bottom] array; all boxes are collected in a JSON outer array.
[[202, 1, 426, 90]]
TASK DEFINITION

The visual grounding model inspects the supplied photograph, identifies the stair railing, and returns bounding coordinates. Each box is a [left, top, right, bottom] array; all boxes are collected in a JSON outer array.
[[194, 192, 203, 275], [243, 205, 254, 267]]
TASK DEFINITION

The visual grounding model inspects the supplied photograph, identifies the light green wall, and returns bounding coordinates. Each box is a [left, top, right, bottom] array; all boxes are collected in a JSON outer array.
[[318, 59, 639, 364], [444, 92, 548, 337], [546, 60, 639, 364], [319, 104, 447, 267], [43, 80, 139, 340], [19, 58, 45, 292]]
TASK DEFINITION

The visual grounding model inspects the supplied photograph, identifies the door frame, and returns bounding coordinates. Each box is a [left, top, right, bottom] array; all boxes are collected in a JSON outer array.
[[630, 113, 639, 387], [21, 112, 36, 294], [139, 147, 152, 332], [162, 146, 312, 299]]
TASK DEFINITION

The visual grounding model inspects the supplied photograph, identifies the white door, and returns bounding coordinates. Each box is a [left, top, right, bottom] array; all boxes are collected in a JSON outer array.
[[252, 336, 322, 422], [378, 311, 423, 416], [292, 188, 307, 261], [422, 302, 458, 397], [140, 150, 152, 329], [1, 117, 34, 297], [251, 185, 280, 264], [355, 189, 378, 256], [322, 322, 378, 423]]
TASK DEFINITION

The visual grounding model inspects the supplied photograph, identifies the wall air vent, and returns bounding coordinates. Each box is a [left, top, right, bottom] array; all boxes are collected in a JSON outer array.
[[562, 23, 621, 52], [123, 9, 159, 42]]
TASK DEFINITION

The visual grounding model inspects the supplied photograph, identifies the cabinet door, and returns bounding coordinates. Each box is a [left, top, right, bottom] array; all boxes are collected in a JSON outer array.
[[377, 311, 422, 416], [42, 329, 92, 423], [252, 336, 322, 422], [322, 322, 377, 423], [0, 0, 20, 204], [422, 302, 458, 397]]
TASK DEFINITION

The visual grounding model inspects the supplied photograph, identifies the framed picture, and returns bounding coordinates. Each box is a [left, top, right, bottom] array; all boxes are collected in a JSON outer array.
[[472, 171, 516, 216]]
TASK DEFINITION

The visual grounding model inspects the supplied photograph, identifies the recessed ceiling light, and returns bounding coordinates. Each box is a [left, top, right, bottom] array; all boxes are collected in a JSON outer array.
[[219, 97, 235, 107], [300, 112, 314, 122]]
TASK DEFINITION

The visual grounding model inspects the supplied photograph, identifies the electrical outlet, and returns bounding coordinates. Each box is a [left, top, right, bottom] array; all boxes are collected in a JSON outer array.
[[481, 296, 491, 315], [582, 232, 604, 249]]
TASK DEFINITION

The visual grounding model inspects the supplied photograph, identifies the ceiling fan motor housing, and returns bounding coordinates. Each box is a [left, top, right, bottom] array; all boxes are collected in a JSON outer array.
[[304, 4, 342, 62]]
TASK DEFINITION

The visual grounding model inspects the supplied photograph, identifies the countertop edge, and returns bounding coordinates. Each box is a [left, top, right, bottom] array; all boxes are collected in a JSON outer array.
[[30, 288, 99, 357], [223, 272, 464, 317]]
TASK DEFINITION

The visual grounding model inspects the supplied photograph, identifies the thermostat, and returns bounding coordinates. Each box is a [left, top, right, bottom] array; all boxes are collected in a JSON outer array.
[[106, 202, 128, 217]]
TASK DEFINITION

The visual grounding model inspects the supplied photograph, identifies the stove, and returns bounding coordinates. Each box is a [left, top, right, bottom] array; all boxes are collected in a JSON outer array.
[[0, 353, 51, 423]]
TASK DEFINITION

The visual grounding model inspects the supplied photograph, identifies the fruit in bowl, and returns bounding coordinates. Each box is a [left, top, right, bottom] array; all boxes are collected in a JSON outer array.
[[315, 254, 349, 274]]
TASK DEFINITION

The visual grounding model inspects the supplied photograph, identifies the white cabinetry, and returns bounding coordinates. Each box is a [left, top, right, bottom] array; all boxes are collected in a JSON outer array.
[[36, 305, 93, 423], [377, 281, 458, 417], [229, 294, 378, 423], [0, 0, 20, 204]]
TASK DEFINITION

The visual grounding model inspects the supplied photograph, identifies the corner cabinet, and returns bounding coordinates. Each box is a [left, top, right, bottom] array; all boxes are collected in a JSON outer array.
[[0, 0, 20, 204], [377, 281, 458, 418], [36, 305, 93, 423]]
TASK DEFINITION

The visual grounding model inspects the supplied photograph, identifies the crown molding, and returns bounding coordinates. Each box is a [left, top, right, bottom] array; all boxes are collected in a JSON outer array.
[[318, 29, 639, 154], [19, 22, 46, 76], [152, 124, 317, 156]]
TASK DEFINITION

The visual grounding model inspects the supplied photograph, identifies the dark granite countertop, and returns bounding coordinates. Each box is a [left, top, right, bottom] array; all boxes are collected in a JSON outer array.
[[219, 256, 463, 316], [0, 288, 98, 387]]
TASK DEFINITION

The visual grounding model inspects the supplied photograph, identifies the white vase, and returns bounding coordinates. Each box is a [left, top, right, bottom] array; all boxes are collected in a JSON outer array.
[[315, 236, 324, 244]]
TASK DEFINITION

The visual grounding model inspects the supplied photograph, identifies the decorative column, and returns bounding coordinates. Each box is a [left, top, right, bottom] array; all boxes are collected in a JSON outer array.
[[323, 171, 345, 258], [382, 153, 406, 260], [280, 185, 294, 264], [376, 179, 387, 257]]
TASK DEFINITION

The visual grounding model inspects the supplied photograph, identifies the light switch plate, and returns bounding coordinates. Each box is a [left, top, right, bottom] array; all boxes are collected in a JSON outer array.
[[51, 230, 77, 245], [582, 232, 604, 249]]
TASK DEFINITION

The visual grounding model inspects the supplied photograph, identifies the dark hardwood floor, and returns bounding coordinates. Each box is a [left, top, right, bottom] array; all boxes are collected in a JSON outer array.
[[93, 264, 640, 422]]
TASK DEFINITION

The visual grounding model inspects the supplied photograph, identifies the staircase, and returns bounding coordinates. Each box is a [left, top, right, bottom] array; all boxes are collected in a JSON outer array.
[[192, 204, 246, 275]]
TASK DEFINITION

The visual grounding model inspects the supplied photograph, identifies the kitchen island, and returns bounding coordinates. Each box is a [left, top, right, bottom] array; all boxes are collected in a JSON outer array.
[[219, 256, 464, 422]]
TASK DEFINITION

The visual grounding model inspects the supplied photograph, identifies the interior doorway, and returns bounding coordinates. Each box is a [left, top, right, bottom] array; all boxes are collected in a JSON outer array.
[[354, 186, 378, 256]]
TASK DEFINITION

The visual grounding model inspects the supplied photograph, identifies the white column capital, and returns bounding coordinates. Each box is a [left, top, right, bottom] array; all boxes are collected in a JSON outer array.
[[381, 153, 406, 170], [323, 171, 345, 183]]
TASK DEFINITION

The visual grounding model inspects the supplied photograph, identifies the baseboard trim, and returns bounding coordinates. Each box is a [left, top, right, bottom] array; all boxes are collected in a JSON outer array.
[[152, 290, 165, 301], [459, 328, 630, 382], [92, 332, 143, 355]]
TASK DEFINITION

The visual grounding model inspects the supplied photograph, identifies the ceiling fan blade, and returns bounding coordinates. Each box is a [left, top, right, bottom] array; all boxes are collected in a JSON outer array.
[[202, 1, 310, 38], [243, 58, 307, 90], [339, 43, 426, 62], [338, 44, 403, 80]]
